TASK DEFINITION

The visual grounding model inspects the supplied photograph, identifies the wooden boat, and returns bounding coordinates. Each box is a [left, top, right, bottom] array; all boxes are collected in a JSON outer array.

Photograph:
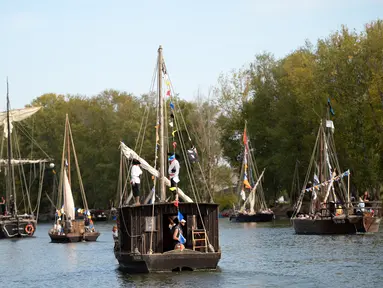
[[229, 123, 274, 223], [291, 118, 381, 234], [48, 114, 100, 243], [0, 80, 51, 239], [114, 46, 221, 273], [90, 209, 107, 221]]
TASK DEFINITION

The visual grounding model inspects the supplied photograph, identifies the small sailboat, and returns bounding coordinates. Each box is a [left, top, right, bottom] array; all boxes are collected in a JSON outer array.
[[291, 115, 381, 234], [0, 80, 51, 239], [48, 114, 100, 243], [114, 46, 221, 273], [229, 124, 274, 222]]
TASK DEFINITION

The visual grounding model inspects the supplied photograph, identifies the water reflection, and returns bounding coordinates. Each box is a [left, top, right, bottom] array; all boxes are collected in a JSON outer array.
[[0, 221, 382, 288]]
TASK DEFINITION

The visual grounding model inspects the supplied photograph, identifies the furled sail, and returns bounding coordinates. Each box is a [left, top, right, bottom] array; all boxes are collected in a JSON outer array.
[[120, 142, 193, 203], [63, 169, 75, 220], [0, 106, 41, 138], [0, 159, 50, 166]]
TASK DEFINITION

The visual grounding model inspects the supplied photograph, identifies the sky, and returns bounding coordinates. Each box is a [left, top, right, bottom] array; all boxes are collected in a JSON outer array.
[[0, 0, 382, 111]]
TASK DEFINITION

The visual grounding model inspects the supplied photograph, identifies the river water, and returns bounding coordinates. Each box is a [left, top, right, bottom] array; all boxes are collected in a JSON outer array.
[[0, 219, 382, 288]]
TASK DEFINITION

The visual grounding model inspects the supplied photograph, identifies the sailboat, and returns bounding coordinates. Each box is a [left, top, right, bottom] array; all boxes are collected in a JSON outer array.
[[229, 124, 274, 222], [114, 46, 221, 273], [48, 114, 100, 243], [0, 80, 51, 239], [291, 117, 381, 234]]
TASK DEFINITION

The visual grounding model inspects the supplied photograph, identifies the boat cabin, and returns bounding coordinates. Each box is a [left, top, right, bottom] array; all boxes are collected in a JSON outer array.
[[117, 202, 219, 255]]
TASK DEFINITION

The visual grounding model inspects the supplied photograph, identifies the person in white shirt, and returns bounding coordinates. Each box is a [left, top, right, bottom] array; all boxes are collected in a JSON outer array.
[[168, 153, 180, 202], [131, 159, 143, 205]]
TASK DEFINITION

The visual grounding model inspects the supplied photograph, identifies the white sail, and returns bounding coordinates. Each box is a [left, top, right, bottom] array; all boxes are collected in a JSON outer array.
[[120, 142, 193, 203], [63, 169, 75, 220], [241, 169, 266, 212], [0, 106, 41, 138]]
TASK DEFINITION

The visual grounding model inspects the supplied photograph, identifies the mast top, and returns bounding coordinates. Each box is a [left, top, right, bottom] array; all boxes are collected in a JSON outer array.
[[158, 45, 163, 52]]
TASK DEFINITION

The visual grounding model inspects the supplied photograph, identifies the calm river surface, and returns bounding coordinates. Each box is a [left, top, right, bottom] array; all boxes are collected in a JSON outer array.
[[0, 219, 382, 287]]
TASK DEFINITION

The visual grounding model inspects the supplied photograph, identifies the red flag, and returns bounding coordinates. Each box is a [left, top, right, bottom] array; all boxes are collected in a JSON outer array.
[[243, 127, 247, 145], [174, 200, 179, 207], [166, 90, 171, 96]]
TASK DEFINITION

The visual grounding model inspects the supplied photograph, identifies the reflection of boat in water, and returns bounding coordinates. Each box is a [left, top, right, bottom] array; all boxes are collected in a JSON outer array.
[[0, 82, 51, 239], [291, 117, 381, 234], [48, 115, 100, 243], [114, 46, 221, 273], [229, 123, 274, 223]]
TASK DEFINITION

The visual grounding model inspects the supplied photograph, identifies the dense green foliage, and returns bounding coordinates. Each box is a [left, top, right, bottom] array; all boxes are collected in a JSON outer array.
[[6, 20, 383, 211], [218, 20, 383, 202]]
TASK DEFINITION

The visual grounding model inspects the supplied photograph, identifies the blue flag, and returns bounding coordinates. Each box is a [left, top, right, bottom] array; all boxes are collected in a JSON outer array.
[[328, 98, 335, 116], [178, 211, 184, 221], [179, 233, 186, 244]]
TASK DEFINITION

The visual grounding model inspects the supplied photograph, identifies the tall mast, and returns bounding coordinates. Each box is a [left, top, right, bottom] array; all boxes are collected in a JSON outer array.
[[66, 114, 71, 185], [6, 78, 16, 215], [158, 46, 166, 201]]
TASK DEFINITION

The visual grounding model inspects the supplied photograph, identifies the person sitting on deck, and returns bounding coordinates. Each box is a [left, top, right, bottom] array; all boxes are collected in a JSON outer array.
[[173, 218, 186, 251], [130, 159, 143, 206], [168, 153, 180, 202], [89, 219, 95, 232]]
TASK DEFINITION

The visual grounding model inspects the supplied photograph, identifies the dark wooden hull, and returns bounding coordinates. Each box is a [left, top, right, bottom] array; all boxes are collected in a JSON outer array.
[[49, 231, 100, 243], [292, 216, 381, 235], [229, 212, 274, 222], [115, 249, 221, 273], [0, 217, 36, 239], [92, 216, 107, 222]]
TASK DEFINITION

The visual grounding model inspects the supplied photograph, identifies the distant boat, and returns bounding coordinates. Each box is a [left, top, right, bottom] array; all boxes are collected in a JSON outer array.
[[114, 46, 221, 273], [0, 80, 52, 239], [48, 114, 100, 243], [90, 209, 107, 222], [229, 123, 274, 223], [291, 118, 381, 234]]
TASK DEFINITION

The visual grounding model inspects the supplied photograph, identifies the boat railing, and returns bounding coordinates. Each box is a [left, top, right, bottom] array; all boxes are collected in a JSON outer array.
[[305, 201, 382, 219]]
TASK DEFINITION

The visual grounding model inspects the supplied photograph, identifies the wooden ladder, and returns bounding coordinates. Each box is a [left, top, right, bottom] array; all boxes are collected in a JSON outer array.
[[192, 229, 207, 252]]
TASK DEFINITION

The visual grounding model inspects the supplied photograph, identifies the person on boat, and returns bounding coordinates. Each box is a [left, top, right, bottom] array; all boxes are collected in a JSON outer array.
[[168, 216, 176, 232], [361, 191, 371, 208], [66, 216, 73, 232], [56, 219, 62, 234], [112, 225, 118, 240], [89, 219, 95, 232], [168, 153, 180, 202], [173, 218, 186, 250], [130, 159, 143, 205], [9, 195, 15, 216], [0, 196, 5, 215]]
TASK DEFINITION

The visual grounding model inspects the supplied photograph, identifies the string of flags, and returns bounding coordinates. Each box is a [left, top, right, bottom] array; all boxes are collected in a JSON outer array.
[[303, 169, 350, 192]]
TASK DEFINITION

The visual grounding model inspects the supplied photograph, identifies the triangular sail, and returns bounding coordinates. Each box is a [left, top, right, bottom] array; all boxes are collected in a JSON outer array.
[[63, 169, 75, 220]]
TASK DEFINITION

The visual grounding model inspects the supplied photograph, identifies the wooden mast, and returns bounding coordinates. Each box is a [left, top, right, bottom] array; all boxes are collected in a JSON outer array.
[[158, 46, 166, 202], [66, 114, 71, 186], [6, 78, 17, 216]]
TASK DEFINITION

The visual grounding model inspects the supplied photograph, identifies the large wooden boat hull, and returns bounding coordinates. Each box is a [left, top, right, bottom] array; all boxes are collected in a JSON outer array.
[[229, 212, 274, 222], [49, 231, 100, 243], [115, 249, 221, 273], [0, 217, 36, 239], [292, 216, 381, 235]]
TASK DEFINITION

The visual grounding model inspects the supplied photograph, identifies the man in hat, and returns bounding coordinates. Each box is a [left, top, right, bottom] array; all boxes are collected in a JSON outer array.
[[168, 153, 180, 202], [131, 159, 143, 205]]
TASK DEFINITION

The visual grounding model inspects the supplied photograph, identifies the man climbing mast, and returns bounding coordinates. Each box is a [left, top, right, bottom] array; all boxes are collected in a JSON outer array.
[[168, 153, 180, 202]]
